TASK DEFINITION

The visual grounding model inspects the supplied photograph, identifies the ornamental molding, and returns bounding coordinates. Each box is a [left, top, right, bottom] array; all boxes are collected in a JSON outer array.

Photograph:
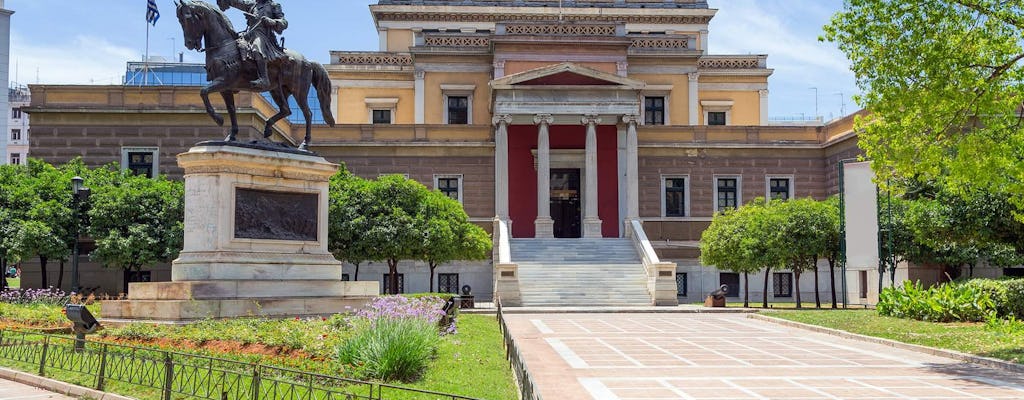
[[698, 57, 762, 69], [423, 35, 491, 47], [630, 37, 689, 49], [375, 12, 712, 25]]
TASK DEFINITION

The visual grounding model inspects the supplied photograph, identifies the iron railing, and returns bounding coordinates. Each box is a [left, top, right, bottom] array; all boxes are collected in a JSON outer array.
[[495, 302, 542, 400], [0, 330, 480, 400]]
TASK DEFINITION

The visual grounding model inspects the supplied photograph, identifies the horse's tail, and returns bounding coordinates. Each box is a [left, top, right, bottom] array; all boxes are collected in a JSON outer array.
[[312, 62, 336, 127]]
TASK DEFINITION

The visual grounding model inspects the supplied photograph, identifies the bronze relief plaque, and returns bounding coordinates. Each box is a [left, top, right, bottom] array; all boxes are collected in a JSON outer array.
[[234, 188, 318, 241]]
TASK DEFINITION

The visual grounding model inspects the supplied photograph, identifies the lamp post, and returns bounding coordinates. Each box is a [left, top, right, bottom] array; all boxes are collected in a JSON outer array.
[[70, 176, 90, 293]]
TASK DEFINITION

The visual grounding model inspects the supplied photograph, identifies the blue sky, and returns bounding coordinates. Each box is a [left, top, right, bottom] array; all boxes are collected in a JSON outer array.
[[6, 0, 858, 121]]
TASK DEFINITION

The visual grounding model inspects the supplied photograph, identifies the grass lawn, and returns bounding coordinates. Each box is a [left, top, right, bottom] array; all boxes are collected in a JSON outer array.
[[765, 310, 1024, 364]]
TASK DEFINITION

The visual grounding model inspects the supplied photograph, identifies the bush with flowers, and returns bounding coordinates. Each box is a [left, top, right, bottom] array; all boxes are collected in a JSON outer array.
[[0, 287, 79, 328]]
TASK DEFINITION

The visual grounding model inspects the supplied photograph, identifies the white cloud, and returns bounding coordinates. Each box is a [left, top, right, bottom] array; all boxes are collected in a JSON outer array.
[[10, 33, 141, 85]]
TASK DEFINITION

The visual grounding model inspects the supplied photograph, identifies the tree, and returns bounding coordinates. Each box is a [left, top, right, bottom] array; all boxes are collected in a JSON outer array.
[[775, 198, 833, 309], [88, 171, 184, 294], [700, 200, 782, 308], [823, 0, 1024, 219], [0, 164, 31, 291], [11, 160, 77, 288], [417, 191, 491, 293], [328, 166, 374, 280], [361, 175, 427, 295]]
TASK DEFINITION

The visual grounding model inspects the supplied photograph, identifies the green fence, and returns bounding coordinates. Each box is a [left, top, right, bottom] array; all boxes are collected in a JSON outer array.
[[0, 330, 480, 400]]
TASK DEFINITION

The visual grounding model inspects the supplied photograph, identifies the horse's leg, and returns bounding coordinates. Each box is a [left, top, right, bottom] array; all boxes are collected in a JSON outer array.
[[264, 87, 292, 139], [220, 91, 239, 142], [200, 80, 226, 127], [295, 89, 314, 151]]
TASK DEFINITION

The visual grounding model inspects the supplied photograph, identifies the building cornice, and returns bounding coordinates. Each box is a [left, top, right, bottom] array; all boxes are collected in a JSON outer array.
[[371, 5, 716, 26]]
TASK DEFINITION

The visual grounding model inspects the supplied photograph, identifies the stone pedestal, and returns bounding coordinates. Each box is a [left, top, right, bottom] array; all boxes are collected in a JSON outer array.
[[103, 144, 377, 321]]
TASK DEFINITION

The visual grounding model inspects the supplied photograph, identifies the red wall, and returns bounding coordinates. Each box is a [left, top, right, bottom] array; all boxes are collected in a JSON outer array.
[[508, 124, 619, 238]]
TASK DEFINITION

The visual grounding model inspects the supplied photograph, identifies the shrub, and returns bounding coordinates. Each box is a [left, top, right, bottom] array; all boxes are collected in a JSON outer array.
[[959, 278, 1024, 319], [0, 287, 69, 305], [358, 295, 456, 335], [878, 281, 995, 322], [337, 317, 439, 382]]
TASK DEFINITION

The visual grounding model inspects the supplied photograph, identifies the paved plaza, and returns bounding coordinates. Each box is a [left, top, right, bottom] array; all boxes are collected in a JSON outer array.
[[503, 313, 1024, 399], [0, 378, 71, 400]]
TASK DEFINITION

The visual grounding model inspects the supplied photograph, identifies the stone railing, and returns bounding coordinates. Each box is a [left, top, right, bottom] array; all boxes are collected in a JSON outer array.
[[503, 23, 618, 36], [422, 34, 491, 48], [331, 51, 413, 66], [493, 218, 521, 306], [630, 36, 691, 50], [698, 55, 767, 69], [625, 219, 678, 306]]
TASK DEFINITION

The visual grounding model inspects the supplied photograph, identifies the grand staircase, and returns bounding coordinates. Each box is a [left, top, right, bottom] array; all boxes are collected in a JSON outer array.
[[509, 238, 652, 306]]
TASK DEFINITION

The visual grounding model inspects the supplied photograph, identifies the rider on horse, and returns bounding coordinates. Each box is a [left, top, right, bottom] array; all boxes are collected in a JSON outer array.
[[217, 0, 287, 91]]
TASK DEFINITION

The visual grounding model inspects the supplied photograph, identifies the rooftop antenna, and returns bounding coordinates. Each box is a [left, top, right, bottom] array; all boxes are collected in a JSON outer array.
[[835, 92, 847, 116]]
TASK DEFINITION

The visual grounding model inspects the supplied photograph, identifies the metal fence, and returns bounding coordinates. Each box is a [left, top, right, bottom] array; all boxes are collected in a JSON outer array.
[[0, 330, 480, 400], [495, 302, 542, 400]]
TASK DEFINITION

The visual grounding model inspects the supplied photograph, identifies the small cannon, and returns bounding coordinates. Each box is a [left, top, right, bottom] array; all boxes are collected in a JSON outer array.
[[704, 284, 729, 308]]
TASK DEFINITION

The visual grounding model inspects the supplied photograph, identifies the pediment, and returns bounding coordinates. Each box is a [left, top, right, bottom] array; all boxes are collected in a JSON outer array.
[[491, 63, 645, 90]]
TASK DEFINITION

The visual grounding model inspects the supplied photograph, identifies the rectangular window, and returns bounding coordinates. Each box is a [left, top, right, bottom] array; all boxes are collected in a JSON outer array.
[[372, 109, 392, 124], [645, 97, 666, 125], [10, 129, 20, 141], [664, 177, 687, 217], [676, 273, 688, 297], [769, 178, 791, 201], [1004, 268, 1024, 277], [438, 273, 459, 294], [447, 96, 469, 125], [707, 111, 727, 126], [11, 108, 21, 119], [716, 178, 738, 211], [9, 153, 20, 165], [382, 273, 405, 294], [859, 271, 868, 299], [435, 175, 462, 203], [720, 273, 740, 298], [341, 274, 351, 282], [773, 272, 793, 297], [128, 151, 156, 178]]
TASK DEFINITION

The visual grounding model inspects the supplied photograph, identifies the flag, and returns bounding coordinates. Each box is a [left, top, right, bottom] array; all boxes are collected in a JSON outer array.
[[146, 0, 160, 26]]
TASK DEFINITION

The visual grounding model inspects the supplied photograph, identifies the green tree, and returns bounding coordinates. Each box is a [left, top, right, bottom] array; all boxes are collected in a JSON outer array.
[[417, 191, 491, 292], [9, 160, 77, 288], [823, 0, 1024, 217], [328, 166, 374, 280], [701, 200, 781, 308], [87, 171, 184, 294], [362, 175, 427, 295], [0, 164, 31, 290], [776, 198, 833, 309]]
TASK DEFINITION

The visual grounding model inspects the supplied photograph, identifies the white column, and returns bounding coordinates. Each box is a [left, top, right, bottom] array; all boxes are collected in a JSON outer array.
[[688, 73, 700, 125], [493, 114, 513, 222], [378, 28, 389, 51], [330, 83, 340, 122], [759, 89, 770, 126], [534, 114, 554, 238], [414, 70, 425, 124], [623, 115, 640, 220], [582, 114, 603, 238]]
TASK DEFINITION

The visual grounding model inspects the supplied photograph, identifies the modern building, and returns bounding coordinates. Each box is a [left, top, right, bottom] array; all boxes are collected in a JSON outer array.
[[28, 0, 874, 305], [6, 83, 28, 165]]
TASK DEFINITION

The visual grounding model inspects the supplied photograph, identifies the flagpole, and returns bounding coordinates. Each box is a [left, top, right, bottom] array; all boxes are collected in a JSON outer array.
[[144, 15, 150, 86]]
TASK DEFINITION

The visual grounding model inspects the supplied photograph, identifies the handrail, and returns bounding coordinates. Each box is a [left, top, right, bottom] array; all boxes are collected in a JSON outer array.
[[496, 300, 543, 400], [495, 218, 512, 264], [627, 218, 661, 266]]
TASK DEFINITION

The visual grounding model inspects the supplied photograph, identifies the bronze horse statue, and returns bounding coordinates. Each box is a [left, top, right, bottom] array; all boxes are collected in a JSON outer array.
[[175, 0, 335, 151]]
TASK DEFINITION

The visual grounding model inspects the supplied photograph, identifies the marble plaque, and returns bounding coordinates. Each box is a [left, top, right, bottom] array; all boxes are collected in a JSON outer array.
[[234, 188, 318, 241]]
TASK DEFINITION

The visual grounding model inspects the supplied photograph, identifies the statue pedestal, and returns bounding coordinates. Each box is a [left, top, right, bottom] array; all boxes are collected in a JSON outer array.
[[103, 144, 377, 321]]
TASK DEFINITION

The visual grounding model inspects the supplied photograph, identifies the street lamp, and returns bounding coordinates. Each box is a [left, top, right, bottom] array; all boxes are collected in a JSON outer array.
[[70, 176, 91, 293]]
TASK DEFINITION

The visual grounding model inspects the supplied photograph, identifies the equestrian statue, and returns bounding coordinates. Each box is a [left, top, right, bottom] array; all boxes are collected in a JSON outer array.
[[175, 0, 335, 151]]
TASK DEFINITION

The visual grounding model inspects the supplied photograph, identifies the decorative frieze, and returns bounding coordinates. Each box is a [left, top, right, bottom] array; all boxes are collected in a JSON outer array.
[[333, 52, 413, 66], [630, 37, 689, 49], [375, 12, 713, 25]]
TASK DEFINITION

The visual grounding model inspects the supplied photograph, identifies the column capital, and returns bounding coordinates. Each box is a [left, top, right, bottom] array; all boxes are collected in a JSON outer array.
[[622, 114, 640, 126], [492, 114, 513, 126], [688, 72, 700, 82], [758, 89, 770, 97], [534, 114, 554, 126], [414, 69, 426, 80], [581, 114, 602, 126]]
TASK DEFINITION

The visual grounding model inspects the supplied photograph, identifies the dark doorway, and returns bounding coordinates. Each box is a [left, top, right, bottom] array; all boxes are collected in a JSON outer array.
[[550, 168, 582, 238]]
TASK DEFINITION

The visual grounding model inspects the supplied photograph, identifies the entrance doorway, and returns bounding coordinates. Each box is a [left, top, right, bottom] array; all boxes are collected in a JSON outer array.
[[551, 168, 582, 238]]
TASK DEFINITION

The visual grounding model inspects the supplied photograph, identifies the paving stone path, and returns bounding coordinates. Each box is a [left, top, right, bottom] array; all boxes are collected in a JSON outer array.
[[0, 378, 72, 400], [503, 313, 1024, 399]]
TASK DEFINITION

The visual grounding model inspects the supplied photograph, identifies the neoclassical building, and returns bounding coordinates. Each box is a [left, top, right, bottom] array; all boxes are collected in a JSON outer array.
[[28, 0, 864, 305]]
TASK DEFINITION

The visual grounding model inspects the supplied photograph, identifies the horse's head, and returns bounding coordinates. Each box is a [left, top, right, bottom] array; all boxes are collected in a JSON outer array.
[[175, 0, 204, 51]]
